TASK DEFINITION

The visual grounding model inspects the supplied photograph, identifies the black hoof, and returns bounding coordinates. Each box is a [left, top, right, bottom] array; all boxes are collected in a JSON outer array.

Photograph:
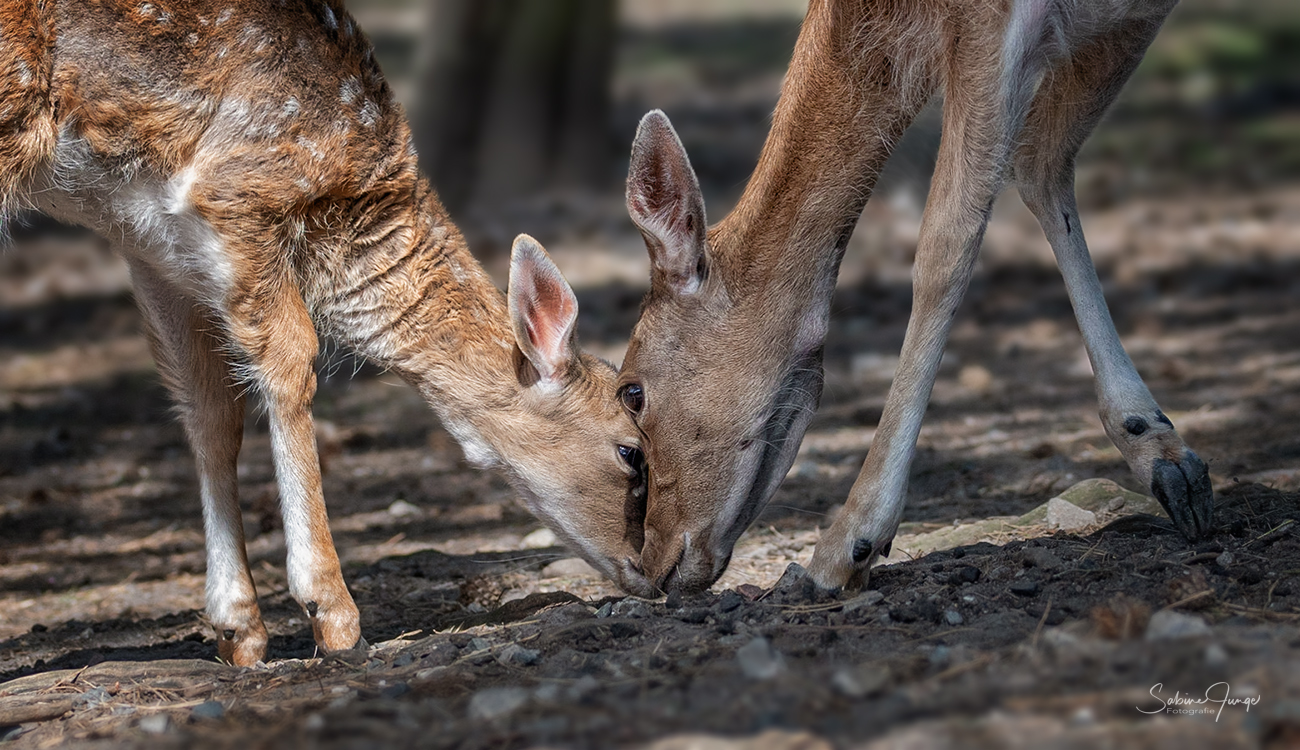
[[1150, 451, 1214, 541]]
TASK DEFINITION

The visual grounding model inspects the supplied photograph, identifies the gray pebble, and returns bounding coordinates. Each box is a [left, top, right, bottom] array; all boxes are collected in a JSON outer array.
[[467, 687, 530, 720], [497, 643, 541, 667], [1146, 610, 1212, 640], [190, 701, 225, 720], [138, 714, 170, 734], [736, 637, 785, 680]]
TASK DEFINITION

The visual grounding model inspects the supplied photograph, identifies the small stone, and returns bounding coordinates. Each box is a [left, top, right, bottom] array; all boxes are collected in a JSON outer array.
[[540, 558, 599, 579], [1023, 548, 1061, 571], [736, 637, 785, 680], [391, 652, 415, 667], [675, 608, 709, 624], [1046, 497, 1097, 531], [594, 602, 614, 618], [1106, 496, 1127, 512], [75, 686, 112, 708], [521, 528, 558, 548], [716, 590, 744, 613], [1204, 642, 1229, 667], [387, 499, 421, 517], [566, 675, 600, 701], [928, 645, 951, 668], [1216, 551, 1235, 568], [499, 589, 530, 605], [770, 563, 826, 604], [420, 641, 459, 667], [1146, 610, 1212, 640], [611, 599, 652, 619], [944, 609, 964, 626], [831, 665, 890, 698], [468, 687, 530, 720], [948, 566, 981, 585], [958, 364, 994, 395], [380, 682, 410, 699], [190, 701, 224, 720], [497, 643, 541, 667], [138, 714, 170, 734], [1010, 580, 1040, 597], [665, 589, 683, 610], [469, 637, 492, 652], [843, 590, 885, 613], [737, 584, 765, 601]]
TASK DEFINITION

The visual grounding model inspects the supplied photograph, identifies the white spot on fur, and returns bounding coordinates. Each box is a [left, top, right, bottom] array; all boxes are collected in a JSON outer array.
[[444, 419, 498, 468], [322, 5, 337, 30], [216, 8, 234, 25], [15, 59, 31, 87], [357, 100, 380, 129], [339, 77, 361, 105]]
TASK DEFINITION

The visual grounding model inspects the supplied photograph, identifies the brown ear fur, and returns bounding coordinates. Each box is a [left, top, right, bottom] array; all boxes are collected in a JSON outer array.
[[626, 110, 707, 295]]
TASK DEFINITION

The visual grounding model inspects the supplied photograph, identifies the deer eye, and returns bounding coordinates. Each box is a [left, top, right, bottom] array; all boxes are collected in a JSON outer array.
[[617, 444, 643, 468], [619, 384, 644, 415]]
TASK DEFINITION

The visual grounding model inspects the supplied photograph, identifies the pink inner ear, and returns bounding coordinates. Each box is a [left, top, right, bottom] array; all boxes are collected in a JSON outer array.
[[520, 261, 575, 363]]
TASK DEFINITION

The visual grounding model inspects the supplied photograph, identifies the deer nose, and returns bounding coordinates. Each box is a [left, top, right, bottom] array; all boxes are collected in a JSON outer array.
[[640, 525, 683, 593], [661, 535, 718, 595]]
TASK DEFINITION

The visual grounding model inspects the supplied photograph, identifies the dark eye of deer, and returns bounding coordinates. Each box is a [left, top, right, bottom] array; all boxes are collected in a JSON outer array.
[[619, 384, 644, 415], [617, 444, 645, 472]]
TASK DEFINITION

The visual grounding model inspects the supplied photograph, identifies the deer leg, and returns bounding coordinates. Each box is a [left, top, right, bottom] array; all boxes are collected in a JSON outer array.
[[808, 14, 1049, 590], [223, 275, 363, 655], [128, 260, 268, 666], [1015, 20, 1212, 541]]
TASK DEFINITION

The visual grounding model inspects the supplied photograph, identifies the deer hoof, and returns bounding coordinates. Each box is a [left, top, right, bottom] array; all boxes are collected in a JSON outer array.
[[216, 622, 269, 667], [307, 597, 363, 654], [1150, 450, 1214, 541]]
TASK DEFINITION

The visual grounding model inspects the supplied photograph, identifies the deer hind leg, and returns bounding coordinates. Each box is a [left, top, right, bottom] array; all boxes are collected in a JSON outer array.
[[1014, 16, 1212, 541], [807, 5, 1054, 590], [220, 268, 363, 655], [128, 260, 269, 666]]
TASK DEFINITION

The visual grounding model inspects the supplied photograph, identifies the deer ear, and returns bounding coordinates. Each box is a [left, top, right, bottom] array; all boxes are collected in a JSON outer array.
[[627, 110, 707, 295], [508, 234, 579, 385]]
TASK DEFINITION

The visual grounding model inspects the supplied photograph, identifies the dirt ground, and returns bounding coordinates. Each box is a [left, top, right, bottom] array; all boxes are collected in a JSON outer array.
[[1, 179, 1299, 748], [2, 2, 1300, 743]]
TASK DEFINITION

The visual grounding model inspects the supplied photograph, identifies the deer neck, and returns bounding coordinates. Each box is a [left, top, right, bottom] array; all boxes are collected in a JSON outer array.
[[713, 1, 933, 299], [313, 184, 521, 467]]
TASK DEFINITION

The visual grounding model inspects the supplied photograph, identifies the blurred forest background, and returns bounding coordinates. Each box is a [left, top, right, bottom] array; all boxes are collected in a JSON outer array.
[[348, 0, 1298, 261], [2, 0, 1299, 658]]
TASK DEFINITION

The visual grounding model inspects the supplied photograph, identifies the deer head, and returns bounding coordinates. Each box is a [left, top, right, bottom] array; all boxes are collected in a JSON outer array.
[[462, 235, 655, 597], [617, 112, 827, 594]]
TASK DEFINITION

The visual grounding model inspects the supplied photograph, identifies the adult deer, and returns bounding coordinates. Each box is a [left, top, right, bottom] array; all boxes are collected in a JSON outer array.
[[1, 0, 651, 666], [619, 0, 1213, 594]]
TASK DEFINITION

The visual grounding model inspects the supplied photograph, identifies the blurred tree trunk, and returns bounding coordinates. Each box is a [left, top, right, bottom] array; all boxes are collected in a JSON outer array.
[[416, 0, 616, 223]]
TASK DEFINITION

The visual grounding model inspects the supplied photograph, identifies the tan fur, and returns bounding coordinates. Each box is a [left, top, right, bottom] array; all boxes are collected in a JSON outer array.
[[620, 0, 1202, 593], [3, 0, 650, 666]]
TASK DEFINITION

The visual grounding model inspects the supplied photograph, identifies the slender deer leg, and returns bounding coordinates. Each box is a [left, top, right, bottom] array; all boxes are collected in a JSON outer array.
[[1014, 18, 1212, 540], [128, 260, 269, 666], [223, 272, 363, 654], [808, 13, 1050, 589]]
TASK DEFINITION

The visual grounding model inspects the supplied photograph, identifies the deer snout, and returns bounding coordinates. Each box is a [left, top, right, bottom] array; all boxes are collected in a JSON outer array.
[[639, 523, 685, 593], [613, 554, 658, 598], [641, 527, 722, 595]]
